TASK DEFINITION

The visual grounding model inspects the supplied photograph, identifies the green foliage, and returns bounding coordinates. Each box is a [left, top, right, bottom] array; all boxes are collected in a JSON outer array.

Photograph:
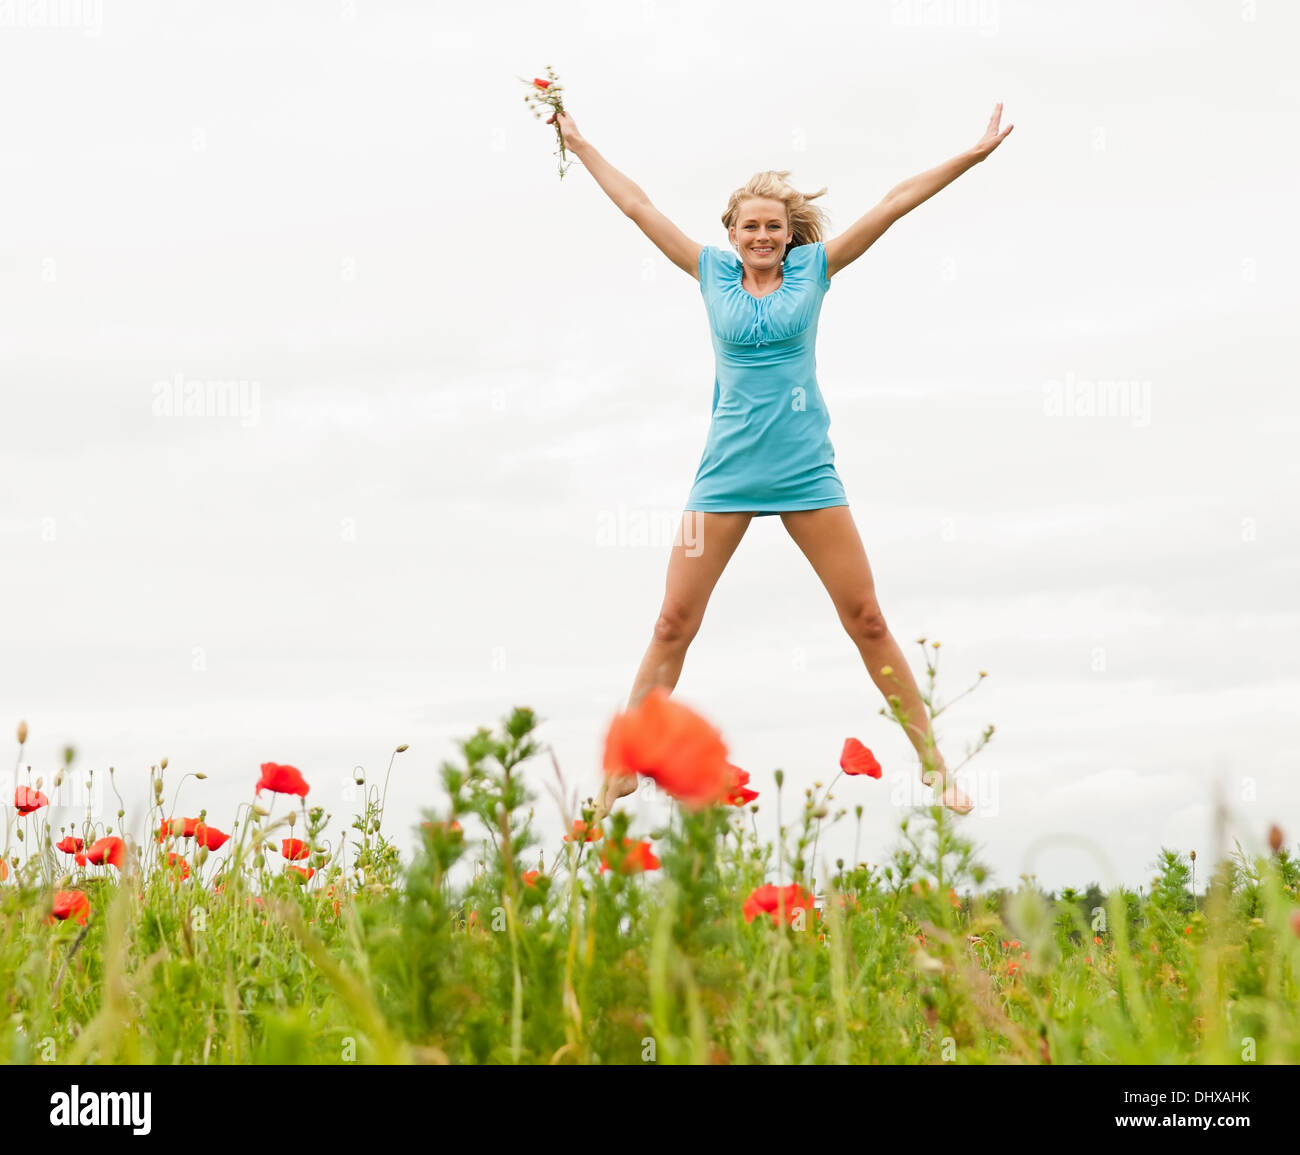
[[3, 700, 1299, 1065]]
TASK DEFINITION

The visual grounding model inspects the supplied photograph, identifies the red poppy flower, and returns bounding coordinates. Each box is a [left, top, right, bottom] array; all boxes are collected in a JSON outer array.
[[564, 819, 603, 843], [15, 785, 49, 815], [194, 822, 230, 851], [156, 816, 200, 841], [522, 869, 541, 887], [165, 852, 190, 880], [256, 762, 310, 797], [85, 836, 125, 869], [0, 859, 8, 881], [742, 883, 816, 926], [840, 738, 882, 779], [48, 889, 90, 926], [421, 819, 463, 837], [602, 687, 733, 809], [287, 864, 315, 881], [723, 763, 759, 807], [1006, 959, 1021, 976], [533, 77, 550, 88], [599, 839, 661, 875], [74, 851, 87, 867], [281, 838, 310, 861], [56, 836, 84, 855]]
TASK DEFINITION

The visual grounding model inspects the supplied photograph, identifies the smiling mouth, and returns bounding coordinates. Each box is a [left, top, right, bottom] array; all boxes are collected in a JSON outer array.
[[753, 246, 774, 253]]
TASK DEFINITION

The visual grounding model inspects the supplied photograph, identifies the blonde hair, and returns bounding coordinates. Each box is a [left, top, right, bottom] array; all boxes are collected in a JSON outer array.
[[722, 170, 830, 258]]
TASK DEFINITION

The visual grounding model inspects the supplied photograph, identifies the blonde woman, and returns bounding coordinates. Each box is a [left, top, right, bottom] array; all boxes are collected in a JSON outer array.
[[553, 105, 1014, 820]]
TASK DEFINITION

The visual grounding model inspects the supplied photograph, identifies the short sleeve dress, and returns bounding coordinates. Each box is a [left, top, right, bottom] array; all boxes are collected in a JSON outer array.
[[684, 240, 849, 516]]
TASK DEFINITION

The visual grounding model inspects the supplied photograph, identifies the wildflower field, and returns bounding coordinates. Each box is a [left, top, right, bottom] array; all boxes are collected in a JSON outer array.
[[4, 672, 1300, 1075]]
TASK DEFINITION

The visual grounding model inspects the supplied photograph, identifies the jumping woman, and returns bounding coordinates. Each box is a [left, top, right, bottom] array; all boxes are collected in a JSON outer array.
[[550, 104, 1014, 820]]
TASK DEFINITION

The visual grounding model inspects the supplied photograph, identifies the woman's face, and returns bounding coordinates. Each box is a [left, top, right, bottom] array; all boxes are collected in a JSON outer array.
[[729, 197, 790, 269]]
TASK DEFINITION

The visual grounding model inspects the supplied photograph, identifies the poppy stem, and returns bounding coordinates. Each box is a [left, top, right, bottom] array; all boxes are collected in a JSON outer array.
[[775, 773, 784, 883], [51, 921, 92, 1006], [808, 770, 844, 885]]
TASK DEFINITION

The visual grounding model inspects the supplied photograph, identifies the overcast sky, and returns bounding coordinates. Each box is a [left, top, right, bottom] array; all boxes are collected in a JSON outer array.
[[2, 0, 1296, 895]]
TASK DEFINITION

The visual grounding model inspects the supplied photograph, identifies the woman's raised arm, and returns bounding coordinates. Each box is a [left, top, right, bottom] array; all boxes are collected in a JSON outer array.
[[825, 102, 1014, 280], [554, 111, 702, 278]]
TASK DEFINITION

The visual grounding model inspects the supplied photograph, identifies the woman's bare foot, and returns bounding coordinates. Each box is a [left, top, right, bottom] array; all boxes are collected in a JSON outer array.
[[593, 771, 638, 824], [920, 761, 973, 815]]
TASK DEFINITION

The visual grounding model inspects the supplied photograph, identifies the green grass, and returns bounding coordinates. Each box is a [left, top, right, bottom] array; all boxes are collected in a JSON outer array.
[[3, 704, 1299, 1065]]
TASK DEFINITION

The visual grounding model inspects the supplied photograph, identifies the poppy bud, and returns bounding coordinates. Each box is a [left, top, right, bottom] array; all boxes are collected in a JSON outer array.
[[160, 757, 168, 770], [1268, 825, 1284, 854], [195, 772, 207, 780], [253, 800, 270, 816], [396, 744, 409, 753], [17, 720, 28, 744]]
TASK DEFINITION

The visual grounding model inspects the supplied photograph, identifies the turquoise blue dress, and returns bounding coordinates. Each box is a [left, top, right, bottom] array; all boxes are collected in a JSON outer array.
[[684, 240, 849, 516]]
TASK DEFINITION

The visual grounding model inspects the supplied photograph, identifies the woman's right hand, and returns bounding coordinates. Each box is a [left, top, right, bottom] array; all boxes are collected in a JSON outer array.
[[547, 109, 585, 151]]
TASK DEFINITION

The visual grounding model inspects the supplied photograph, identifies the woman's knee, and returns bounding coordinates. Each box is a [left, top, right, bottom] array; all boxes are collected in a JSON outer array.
[[652, 605, 701, 648], [844, 602, 889, 645]]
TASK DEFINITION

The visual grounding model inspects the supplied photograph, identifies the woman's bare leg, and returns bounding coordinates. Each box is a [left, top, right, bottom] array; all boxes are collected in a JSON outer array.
[[779, 506, 973, 813], [595, 510, 754, 818]]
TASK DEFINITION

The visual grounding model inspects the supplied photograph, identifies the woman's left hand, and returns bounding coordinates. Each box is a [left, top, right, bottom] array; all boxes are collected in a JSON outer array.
[[971, 102, 1013, 161]]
